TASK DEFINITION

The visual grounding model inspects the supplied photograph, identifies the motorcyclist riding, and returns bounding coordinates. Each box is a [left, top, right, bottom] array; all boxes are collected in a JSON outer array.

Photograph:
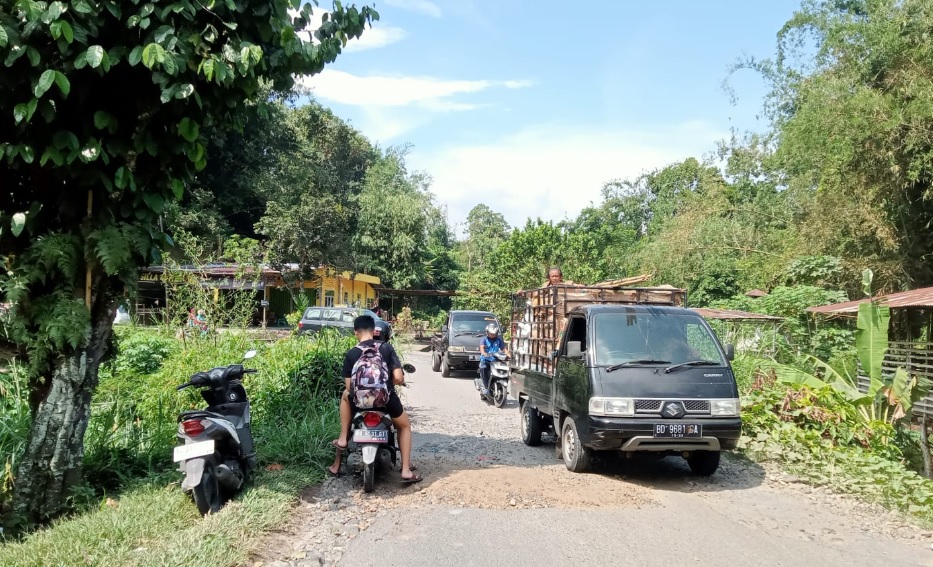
[[479, 323, 508, 395]]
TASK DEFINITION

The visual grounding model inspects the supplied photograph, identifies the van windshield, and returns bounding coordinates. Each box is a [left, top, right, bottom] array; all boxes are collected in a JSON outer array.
[[592, 311, 726, 367], [452, 314, 498, 334]]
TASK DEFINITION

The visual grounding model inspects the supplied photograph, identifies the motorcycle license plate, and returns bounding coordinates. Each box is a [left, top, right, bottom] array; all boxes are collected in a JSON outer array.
[[353, 429, 388, 443], [173, 439, 215, 462]]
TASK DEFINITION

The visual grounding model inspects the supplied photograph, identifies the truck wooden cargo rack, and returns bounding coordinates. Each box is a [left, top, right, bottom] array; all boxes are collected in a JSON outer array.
[[509, 284, 687, 375]]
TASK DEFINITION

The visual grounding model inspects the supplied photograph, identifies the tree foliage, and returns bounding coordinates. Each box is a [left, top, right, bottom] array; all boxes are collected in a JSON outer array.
[[0, 0, 376, 527]]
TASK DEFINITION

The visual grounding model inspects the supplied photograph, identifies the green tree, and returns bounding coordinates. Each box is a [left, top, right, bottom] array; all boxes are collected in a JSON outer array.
[[459, 204, 510, 273], [354, 148, 434, 289], [750, 0, 933, 290], [0, 0, 375, 527]]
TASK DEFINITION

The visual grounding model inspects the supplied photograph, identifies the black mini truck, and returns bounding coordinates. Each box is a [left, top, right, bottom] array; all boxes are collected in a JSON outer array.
[[511, 285, 741, 476], [431, 310, 501, 377]]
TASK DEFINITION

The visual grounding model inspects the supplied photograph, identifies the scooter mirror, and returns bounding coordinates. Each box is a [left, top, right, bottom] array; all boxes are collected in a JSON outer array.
[[243, 349, 257, 360], [402, 363, 416, 373]]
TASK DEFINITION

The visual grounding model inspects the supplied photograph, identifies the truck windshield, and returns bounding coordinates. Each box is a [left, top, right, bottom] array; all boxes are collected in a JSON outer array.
[[592, 312, 726, 367], [452, 314, 498, 334]]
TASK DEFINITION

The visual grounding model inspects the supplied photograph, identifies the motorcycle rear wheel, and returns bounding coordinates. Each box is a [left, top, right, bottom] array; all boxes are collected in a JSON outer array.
[[192, 460, 222, 515], [363, 462, 375, 493]]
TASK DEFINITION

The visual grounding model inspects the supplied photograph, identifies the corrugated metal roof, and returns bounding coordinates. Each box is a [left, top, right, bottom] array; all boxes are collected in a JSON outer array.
[[807, 286, 933, 314], [691, 308, 783, 321]]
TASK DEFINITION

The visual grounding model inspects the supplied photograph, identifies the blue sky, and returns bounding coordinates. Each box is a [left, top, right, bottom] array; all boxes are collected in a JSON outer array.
[[302, 0, 802, 233]]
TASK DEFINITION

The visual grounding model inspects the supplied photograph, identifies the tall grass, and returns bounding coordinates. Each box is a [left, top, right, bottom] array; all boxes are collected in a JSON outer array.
[[0, 326, 353, 563], [0, 360, 31, 515]]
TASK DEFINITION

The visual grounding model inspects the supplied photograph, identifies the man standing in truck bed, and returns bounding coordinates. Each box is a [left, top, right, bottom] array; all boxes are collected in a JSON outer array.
[[541, 267, 576, 288]]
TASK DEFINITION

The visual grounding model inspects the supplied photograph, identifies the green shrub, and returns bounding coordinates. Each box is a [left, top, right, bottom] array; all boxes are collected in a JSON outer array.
[[83, 330, 351, 496], [113, 328, 177, 375], [739, 363, 933, 522]]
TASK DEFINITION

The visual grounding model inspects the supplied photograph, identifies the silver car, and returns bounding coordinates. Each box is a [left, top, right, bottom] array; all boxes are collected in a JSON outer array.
[[297, 307, 383, 336]]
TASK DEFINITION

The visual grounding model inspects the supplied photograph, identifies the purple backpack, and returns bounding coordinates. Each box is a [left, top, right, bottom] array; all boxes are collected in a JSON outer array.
[[350, 341, 391, 409]]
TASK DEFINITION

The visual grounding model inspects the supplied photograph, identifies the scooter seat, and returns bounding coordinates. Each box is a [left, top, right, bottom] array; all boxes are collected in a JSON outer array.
[[178, 409, 224, 422]]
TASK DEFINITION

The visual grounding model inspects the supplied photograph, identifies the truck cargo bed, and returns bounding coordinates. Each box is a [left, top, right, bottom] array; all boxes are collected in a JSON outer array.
[[509, 284, 686, 375]]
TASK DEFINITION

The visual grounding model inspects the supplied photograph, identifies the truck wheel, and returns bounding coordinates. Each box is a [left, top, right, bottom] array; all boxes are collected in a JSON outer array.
[[520, 401, 543, 446], [431, 351, 441, 372], [441, 354, 451, 377], [686, 450, 721, 476], [560, 417, 592, 473]]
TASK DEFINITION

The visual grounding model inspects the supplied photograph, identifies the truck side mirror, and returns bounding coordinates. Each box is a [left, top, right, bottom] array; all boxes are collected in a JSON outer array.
[[724, 344, 735, 361], [566, 341, 583, 359]]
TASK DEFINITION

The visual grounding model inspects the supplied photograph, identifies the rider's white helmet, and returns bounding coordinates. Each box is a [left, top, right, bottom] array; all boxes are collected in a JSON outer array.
[[485, 323, 499, 337]]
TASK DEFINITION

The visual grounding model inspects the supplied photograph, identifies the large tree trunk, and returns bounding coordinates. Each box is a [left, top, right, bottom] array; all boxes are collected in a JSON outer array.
[[7, 284, 116, 529]]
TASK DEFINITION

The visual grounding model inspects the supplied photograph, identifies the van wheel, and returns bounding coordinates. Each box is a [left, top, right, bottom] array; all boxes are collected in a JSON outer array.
[[520, 401, 543, 446], [431, 352, 441, 372], [687, 450, 720, 476], [560, 417, 592, 473], [441, 355, 451, 377]]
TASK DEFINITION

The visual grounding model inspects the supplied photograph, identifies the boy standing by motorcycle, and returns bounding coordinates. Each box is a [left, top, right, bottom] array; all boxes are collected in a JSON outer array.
[[479, 323, 509, 395]]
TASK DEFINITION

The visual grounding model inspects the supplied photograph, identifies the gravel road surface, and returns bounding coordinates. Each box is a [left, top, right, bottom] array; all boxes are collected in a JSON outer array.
[[249, 343, 933, 567]]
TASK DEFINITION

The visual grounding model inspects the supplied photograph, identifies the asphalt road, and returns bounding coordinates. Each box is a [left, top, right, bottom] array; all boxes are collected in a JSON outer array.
[[330, 345, 933, 567]]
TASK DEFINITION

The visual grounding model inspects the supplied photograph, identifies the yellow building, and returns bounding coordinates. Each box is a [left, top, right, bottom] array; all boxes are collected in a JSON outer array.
[[309, 268, 381, 307]]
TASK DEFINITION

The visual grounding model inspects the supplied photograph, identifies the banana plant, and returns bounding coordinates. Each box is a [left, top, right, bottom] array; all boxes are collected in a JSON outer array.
[[758, 268, 931, 428]]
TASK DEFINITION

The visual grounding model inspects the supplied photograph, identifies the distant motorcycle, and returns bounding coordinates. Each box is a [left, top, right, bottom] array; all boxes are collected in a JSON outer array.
[[475, 352, 510, 408], [173, 350, 258, 515], [347, 362, 416, 493]]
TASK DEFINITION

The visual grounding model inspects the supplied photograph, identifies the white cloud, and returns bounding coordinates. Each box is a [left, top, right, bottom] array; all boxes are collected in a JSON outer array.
[[406, 122, 728, 233], [302, 70, 530, 110], [384, 0, 442, 18], [344, 25, 407, 52], [292, 8, 406, 52]]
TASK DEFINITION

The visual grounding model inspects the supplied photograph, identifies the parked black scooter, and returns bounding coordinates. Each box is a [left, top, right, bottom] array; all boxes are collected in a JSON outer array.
[[173, 349, 258, 515]]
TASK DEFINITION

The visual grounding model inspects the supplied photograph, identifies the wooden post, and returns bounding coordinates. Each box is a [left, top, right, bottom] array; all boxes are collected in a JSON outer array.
[[921, 414, 931, 476], [262, 284, 269, 330]]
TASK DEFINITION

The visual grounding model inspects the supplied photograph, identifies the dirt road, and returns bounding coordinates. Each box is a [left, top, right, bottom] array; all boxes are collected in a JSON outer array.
[[251, 345, 933, 567]]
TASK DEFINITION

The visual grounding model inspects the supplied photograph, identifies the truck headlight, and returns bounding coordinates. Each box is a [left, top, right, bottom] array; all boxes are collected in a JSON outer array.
[[588, 397, 634, 417], [710, 399, 740, 417], [449, 346, 465, 352]]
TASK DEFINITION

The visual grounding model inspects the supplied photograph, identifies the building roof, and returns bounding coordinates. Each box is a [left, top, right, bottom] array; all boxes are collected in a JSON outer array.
[[807, 286, 933, 315], [691, 308, 783, 322], [373, 285, 459, 297], [745, 289, 769, 298]]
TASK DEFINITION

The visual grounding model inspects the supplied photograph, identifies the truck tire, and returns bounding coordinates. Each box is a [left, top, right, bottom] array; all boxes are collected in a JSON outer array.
[[441, 354, 451, 377], [520, 401, 543, 446], [686, 450, 721, 476], [431, 351, 441, 372], [560, 416, 592, 473]]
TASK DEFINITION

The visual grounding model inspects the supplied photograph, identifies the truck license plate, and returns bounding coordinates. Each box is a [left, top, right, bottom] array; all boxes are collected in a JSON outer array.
[[353, 429, 388, 443], [653, 424, 702, 438], [469, 354, 479, 361], [173, 440, 215, 462]]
